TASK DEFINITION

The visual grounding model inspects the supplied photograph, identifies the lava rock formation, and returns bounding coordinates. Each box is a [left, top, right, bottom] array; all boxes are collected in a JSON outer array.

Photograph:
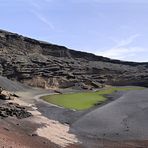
[[0, 29, 148, 89]]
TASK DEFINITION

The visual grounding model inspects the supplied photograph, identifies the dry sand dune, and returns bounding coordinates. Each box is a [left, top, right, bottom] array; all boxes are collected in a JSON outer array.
[[72, 89, 148, 140]]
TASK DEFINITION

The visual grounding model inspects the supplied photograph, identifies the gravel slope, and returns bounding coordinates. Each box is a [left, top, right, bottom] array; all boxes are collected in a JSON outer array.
[[72, 89, 148, 140], [0, 76, 29, 91]]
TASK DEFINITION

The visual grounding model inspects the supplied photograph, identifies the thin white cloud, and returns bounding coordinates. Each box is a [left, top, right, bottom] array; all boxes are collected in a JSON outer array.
[[114, 34, 140, 47], [26, 0, 55, 30], [99, 47, 146, 59], [31, 10, 55, 30], [97, 34, 148, 62]]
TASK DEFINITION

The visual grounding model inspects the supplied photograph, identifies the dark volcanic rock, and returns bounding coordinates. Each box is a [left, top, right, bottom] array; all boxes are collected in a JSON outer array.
[[0, 102, 32, 119], [0, 87, 31, 119], [0, 29, 148, 89], [0, 94, 8, 100]]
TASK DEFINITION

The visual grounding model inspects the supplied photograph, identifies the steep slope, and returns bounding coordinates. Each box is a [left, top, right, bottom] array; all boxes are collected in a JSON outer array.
[[0, 29, 148, 89], [0, 75, 29, 91]]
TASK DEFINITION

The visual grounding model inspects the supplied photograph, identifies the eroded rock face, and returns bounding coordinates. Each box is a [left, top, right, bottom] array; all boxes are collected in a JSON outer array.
[[0, 29, 148, 89]]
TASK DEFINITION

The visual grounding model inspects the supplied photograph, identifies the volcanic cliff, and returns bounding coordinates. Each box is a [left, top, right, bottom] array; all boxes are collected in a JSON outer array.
[[0, 29, 148, 89]]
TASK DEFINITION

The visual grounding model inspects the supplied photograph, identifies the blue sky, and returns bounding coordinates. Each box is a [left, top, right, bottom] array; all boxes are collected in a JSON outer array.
[[0, 0, 148, 62]]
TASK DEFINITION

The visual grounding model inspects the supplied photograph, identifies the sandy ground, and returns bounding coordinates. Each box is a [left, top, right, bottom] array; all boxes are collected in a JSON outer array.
[[3, 95, 81, 148], [0, 76, 82, 147], [0, 117, 60, 148], [72, 89, 148, 140], [28, 108, 80, 147], [1, 76, 148, 147], [17, 87, 148, 148]]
